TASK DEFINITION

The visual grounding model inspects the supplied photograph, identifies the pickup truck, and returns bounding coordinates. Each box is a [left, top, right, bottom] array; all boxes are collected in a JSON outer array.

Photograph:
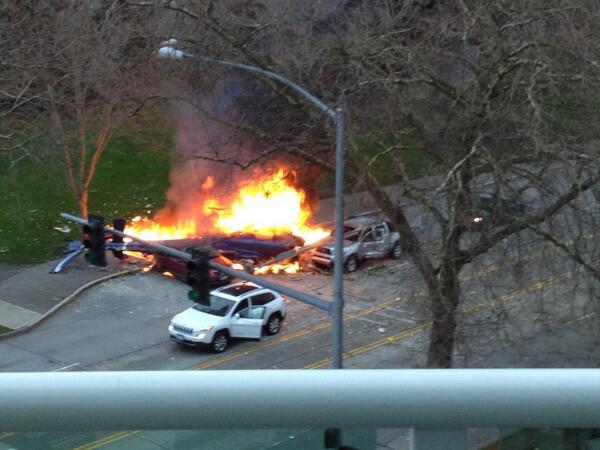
[[310, 215, 402, 273]]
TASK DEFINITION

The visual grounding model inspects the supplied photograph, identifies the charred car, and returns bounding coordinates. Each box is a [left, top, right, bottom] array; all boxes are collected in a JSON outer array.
[[53, 223, 305, 275], [310, 215, 402, 273], [212, 232, 304, 264]]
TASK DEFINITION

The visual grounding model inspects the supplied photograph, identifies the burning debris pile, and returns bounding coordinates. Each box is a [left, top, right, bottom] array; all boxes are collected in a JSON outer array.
[[124, 87, 331, 274], [125, 167, 329, 273]]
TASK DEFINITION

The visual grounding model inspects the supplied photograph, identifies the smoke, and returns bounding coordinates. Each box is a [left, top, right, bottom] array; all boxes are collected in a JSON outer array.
[[153, 99, 239, 234], [152, 72, 323, 236]]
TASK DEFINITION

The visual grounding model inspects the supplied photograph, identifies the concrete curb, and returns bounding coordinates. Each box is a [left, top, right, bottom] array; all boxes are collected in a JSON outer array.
[[0, 267, 141, 340]]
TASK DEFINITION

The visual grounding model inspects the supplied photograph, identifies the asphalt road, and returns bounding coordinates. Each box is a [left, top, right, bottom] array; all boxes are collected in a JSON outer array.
[[1, 228, 599, 449], [0, 263, 21, 283]]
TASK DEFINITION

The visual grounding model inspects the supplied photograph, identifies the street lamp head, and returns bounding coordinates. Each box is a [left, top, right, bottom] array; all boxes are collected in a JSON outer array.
[[156, 46, 188, 60], [156, 39, 190, 59]]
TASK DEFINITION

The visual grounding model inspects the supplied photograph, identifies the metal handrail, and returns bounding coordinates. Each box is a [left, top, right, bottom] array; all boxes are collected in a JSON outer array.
[[2, 369, 600, 431]]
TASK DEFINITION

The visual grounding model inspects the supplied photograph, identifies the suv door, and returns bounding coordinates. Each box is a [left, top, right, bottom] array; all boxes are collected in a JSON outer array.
[[230, 299, 264, 338]]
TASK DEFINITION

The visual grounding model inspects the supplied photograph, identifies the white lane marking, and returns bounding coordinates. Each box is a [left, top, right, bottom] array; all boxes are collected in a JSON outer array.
[[381, 308, 417, 323], [386, 307, 410, 314], [52, 363, 80, 372], [372, 311, 400, 319], [357, 317, 384, 325], [570, 312, 597, 323]]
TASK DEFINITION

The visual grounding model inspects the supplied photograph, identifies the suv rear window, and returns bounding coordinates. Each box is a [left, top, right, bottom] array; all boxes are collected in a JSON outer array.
[[250, 292, 276, 306]]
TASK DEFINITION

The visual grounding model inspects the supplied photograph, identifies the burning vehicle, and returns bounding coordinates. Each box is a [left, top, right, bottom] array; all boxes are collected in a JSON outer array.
[[124, 168, 328, 274], [212, 232, 304, 264], [53, 168, 329, 275]]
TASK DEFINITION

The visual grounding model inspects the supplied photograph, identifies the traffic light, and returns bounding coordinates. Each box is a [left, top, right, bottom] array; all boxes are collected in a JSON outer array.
[[82, 214, 107, 267], [111, 218, 126, 259], [186, 247, 212, 304]]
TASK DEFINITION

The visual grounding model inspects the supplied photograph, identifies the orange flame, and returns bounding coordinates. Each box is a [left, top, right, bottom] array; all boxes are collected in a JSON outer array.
[[254, 261, 301, 274], [209, 170, 328, 244], [126, 216, 197, 241], [125, 168, 328, 272]]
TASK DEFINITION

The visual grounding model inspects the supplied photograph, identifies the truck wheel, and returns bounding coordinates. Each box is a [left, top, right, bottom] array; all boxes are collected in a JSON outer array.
[[390, 241, 402, 259], [344, 255, 359, 273]]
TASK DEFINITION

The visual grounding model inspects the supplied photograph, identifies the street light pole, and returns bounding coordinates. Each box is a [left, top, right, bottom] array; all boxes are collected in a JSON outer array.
[[332, 107, 345, 369], [158, 45, 345, 368]]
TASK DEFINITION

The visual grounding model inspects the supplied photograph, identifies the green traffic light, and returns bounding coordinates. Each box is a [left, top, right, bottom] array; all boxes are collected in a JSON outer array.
[[187, 290, 199, 301]]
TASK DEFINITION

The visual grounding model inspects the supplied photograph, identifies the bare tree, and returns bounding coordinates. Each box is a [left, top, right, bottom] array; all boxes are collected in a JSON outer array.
[[138, 0, 600, 367], [1, 1, 156, 217]]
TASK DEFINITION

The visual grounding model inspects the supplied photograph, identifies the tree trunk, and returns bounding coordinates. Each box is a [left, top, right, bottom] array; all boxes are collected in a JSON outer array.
[[427, 286, 460, 368], [426, 237, 463, 368], [79, 190, 88, 220], [425, 145, 472, 368]]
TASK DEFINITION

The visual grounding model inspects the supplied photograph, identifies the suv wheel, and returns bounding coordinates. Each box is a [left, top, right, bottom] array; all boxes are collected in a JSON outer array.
[[390, 241, 402, 259], [344, 255, 359, 273], [210, 331, 229, 353], [265, 313, 282, 335]]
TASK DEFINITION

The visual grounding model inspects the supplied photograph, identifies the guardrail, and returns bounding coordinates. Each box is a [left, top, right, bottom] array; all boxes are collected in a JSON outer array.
[[2, 369, 600, 431]]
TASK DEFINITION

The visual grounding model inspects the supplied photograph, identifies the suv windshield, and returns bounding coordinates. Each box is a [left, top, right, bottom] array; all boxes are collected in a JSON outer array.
[[192, 295, 235, 317]]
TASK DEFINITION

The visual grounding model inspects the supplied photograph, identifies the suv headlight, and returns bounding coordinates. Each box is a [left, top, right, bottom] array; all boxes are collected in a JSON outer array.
[[194, 326, 213, 334]]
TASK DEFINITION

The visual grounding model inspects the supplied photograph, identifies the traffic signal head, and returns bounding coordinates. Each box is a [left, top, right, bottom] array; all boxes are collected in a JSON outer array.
[[83, 215, 107, 267], [186, 247, 213, 303]]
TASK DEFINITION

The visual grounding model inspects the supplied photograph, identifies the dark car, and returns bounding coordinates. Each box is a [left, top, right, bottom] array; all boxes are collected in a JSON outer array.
[[153, 246, 236, 287], [212, 232, 305, 263], [466, 194, 526, 230]]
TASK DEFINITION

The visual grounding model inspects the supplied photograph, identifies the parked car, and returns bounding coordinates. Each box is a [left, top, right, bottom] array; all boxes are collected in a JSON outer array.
[[168, 282, 287, 352], [466, 194, 526, 230], [153, 245, 235, 287], [212, 232, 304, 264], [310, 214, 402, 273]]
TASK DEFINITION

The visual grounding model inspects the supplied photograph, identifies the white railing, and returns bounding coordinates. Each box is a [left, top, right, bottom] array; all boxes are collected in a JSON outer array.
[[2, 369, 600, 432]]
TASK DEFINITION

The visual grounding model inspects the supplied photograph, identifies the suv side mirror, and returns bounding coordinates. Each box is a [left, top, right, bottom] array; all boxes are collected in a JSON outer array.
[[233, 313, 240, 319]]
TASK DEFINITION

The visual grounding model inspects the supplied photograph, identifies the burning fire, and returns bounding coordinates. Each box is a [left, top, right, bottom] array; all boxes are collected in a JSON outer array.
[[126, 216, 196, 241], [254, 261, 301, 275], [125, 168, 328, 272], [210, 170, 328, 244]]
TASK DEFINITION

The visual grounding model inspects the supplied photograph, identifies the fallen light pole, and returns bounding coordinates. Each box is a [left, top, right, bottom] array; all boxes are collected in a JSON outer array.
[[61, 213, 331, 313]]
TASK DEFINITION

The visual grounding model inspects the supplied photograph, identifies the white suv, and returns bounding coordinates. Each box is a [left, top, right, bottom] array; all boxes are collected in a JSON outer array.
[[168, 282, 287, 352]]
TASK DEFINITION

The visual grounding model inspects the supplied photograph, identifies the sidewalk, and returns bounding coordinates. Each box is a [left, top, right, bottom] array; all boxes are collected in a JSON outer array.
[[0, 256, 139, 333]]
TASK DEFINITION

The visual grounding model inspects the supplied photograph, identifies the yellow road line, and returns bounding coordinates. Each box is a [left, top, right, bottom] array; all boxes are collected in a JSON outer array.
[[192, 244, 571, 370], [306, 269, 579, 369], [191, 294, 419, 370], [0, 432, 15, 440], [305, 324, 429, 370], [71, 431, 139, 450], [67, 247, 590, 449]]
